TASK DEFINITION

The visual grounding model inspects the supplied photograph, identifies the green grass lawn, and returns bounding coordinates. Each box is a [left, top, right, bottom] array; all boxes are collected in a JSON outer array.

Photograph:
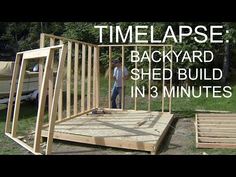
[[100, 76, 236, 116], [0, 102, 38, 154], [0, 76, 236, 154]]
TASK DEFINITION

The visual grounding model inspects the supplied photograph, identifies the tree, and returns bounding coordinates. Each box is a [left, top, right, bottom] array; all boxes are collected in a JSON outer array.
[[0, 22, 65, 60]]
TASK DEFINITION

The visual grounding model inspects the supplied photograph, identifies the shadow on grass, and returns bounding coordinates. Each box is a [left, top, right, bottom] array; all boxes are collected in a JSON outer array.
[[0, 90, 76, 122], [0, 101, 40, 137], [157, 117, 179, 154], [157, 111, 197, 154], [0, 101, 39, 123]]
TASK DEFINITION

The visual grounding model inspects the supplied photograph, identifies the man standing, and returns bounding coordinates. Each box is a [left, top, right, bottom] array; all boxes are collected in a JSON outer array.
[[111, 58, 129, 109]]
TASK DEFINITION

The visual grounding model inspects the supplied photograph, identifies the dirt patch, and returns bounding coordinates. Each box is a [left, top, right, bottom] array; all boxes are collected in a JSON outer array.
[[159, 117, 200, 155]]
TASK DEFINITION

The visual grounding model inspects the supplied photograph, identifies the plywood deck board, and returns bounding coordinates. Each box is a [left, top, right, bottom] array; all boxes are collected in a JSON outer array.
[[42, 110, 174, 153]]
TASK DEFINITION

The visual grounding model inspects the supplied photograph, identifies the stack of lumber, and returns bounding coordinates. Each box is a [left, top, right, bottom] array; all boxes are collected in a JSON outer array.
[[196, 113, 236, 148]]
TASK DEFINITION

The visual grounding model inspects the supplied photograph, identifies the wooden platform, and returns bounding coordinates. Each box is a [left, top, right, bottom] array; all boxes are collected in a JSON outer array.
[[196, 113, 236, 149], [42, 110, 174, 154]]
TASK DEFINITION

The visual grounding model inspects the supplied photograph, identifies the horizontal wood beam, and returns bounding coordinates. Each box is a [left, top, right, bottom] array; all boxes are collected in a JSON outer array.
[[42, 33, 97, 47], [197, 142, 236, 149], [42, 109, 96, 128], [197, 113, 236, 117], [199, 137, 236, 143], [41, 131, 154, 152], [199, 132, 236, 138], [5, 133, 42, 155], [22, 46, 63, 60]]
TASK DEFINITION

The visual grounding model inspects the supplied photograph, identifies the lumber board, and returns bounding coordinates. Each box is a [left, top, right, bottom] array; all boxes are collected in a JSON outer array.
[[161, 46, 165, 112], [195, 114, 199, 148], [108, 46, 112, 109], [103, 108, 152, 113], [46, 45, 67, 155], [198, 132, 236, 138], [42, 131, 154, 152], [197, 113, 236, 117], [81, 44, 86, 112], [87, 45, 92, 110], [198, 127, 236, 133], [74, 43, 79, 115], [148, 46, 151, 112], [58, 40, 63, 120], [198, 124, 236, 128], [34, 49, 54, 153], [39, 33, 45, 97], [199, 137, 236, 143], [168, 45, 173, 113], [195, 109, 231, 113], [11, 59, 28, 137], [93, 47, 96, 108], [43, 33, 97, 47], [134, 46, 137, 110], [121, 46, 124, 110], [5, 54, 21, 133], [198, 117, 236, 120], [152, 113, 174, 154], [67, 41, 72, 117], [22, 45, 62, 59], [48, 37, 55, 118], [96, 47, 100, 108], [198, 120, 236, 124], [197, 143, 236, 149], [42, 109, 96, 128]]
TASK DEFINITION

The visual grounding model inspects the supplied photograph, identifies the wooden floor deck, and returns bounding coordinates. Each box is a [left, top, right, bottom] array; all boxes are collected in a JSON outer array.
[[42, 109, 174, 154]]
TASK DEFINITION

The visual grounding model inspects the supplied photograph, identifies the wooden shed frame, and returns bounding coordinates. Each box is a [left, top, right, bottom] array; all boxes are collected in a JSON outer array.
[[196, 113, 236, 149], [40, 33, 173, 112], [5, 44, 67, 155], [5, 33, 174, 155]]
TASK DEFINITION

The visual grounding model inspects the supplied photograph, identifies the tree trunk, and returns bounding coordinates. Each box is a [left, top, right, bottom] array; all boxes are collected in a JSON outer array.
[[40, 22, 44, 33], [221, 43, 230, 85]]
